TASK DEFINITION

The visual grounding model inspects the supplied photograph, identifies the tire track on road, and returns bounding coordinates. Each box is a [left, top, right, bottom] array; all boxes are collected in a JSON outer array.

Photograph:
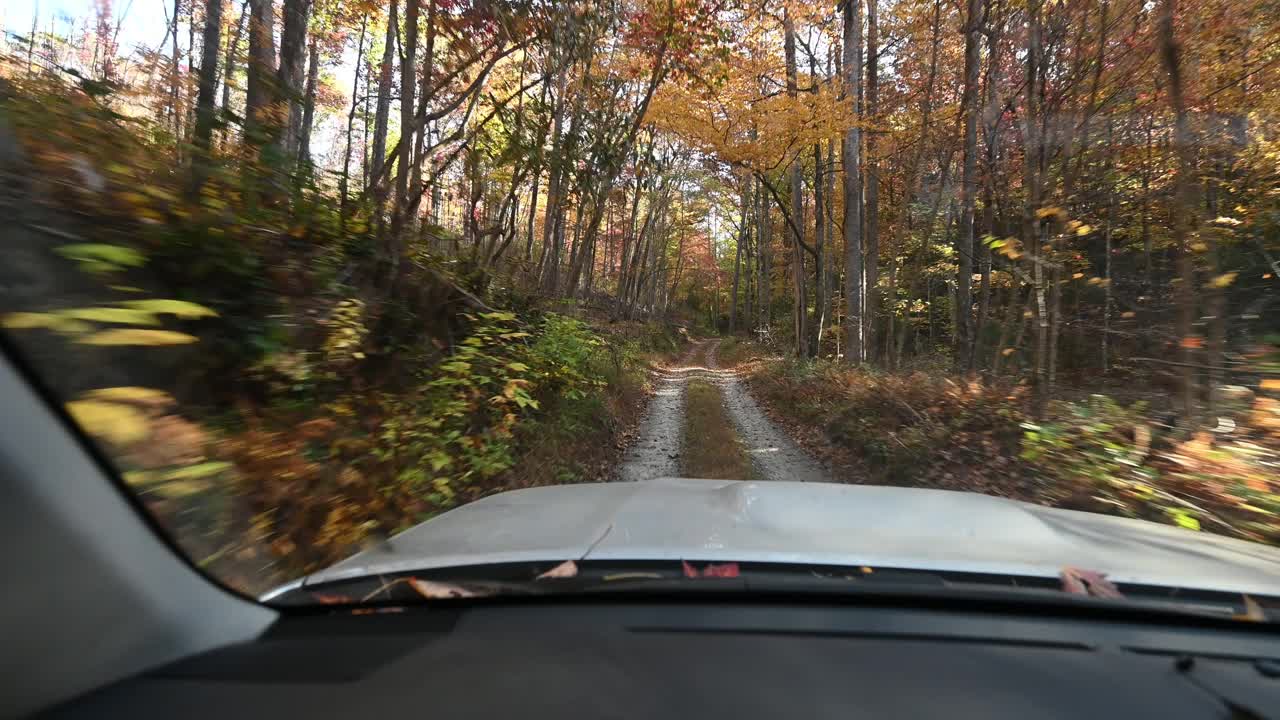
[[617, 339, 829, 483]]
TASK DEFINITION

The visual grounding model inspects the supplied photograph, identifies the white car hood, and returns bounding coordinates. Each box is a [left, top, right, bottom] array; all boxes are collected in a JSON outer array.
[[296, 479, 1280, 596]]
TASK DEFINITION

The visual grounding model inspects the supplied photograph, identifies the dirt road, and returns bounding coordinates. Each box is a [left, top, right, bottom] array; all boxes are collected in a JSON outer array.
[[618, 340, 829, 483]]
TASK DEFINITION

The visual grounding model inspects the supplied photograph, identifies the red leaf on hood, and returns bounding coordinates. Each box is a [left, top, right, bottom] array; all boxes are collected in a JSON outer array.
[[681, 561, 740, 578], [702, 562, 740, 578]]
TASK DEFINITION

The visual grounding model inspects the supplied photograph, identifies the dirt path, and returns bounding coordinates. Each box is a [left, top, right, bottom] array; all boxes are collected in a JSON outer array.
[[617, 339, 829, 483], [615, 342, 700, 482]]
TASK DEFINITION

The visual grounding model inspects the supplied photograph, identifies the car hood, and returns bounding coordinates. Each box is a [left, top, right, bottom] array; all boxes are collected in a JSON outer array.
[[292, 479, 1280, 596]]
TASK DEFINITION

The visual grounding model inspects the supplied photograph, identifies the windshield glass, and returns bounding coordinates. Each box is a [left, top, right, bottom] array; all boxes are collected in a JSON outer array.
[[1, 0, 1278, 600]]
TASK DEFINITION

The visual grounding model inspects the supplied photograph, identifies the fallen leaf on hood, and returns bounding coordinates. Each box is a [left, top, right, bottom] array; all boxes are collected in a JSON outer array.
[[536, 560, 579, 579], [407, 578, 480, 599], [703, 563, 740, 578], [1235, 595, 1267, 622], [1060, 567, 1123, 598], [311, 593, 355, 605], [682, 561, 740, 578]]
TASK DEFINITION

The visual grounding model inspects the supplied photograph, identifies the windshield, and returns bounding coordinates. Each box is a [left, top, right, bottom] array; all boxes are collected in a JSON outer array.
[[1, 0, 1278, 601]]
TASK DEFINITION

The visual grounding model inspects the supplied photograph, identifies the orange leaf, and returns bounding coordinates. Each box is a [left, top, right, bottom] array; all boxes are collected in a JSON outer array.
[[1179, 336, 1204, 349], [536, 560, 579, 579], [407, 578, 479, 599]]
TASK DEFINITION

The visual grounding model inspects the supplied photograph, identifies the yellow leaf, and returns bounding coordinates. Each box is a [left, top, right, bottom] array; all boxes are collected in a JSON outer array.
[[1075, 224, 1092, 236], [77, 329, 199, 346], [142, 186, 177, 202], [1261, 379, 1280, 391], [1208, 272, 1237, 289], [1072, 272, 1085, 279], [119, 300, 218, 319], [59, 307, 159, 326], [1001, 348, 1016, 356], [66, 399, 149, 445], [83, 386, 174, 407], [159, 462, 233, 481], [2, 312, 92, 334]]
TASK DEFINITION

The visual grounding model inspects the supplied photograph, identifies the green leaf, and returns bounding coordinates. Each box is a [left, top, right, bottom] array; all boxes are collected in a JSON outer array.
[[118, 299, 218, 319], [55, 243, 146, 272], [506, 362, 530, 372], [159, 462, 233, 481]]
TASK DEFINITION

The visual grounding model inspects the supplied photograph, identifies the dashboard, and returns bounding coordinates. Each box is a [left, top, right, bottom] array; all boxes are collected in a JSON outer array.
[[47, 599, 1280, 718]]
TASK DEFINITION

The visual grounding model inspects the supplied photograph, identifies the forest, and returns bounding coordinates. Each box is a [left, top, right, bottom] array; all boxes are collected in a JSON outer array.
[[1, 0, 1278, 591]]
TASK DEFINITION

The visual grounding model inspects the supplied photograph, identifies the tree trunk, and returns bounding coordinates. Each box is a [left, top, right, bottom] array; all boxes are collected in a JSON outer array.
[[171, 0, 182, 148], [369, 0, 398, 192], [244, 0, 279, 177], [841, 0, 864, 364], [298, 40, 320, 169], [784, 12, 807, 356], [339, 18, 367, 230], [730, 183, 747, 333], [757, 176, 772, 330], [956, 0, 983, 371], [813, 134, 827, 349], [524, 163, 542, 261], [190, 0, 223, 195], [411, 0, 438, 218], [389, 0, 420, 276], [540, 66, 569, 294], [276, 0, 311, 170], [1159, 0, 1199, 424], [221, 1, 249, 150], [1142, 114, 1154, 286], [1023, 0, 1047, 417], [976, 13, 1002, 369], [1102, 121, 1115, 373], [864, 0, 880, 364]]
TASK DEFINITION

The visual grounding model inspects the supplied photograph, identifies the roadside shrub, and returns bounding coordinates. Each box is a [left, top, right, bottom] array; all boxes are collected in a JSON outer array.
[[753, 359, 1028, 488], [527, 314, 607, 400], [1020, 396, 1159, 507]]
